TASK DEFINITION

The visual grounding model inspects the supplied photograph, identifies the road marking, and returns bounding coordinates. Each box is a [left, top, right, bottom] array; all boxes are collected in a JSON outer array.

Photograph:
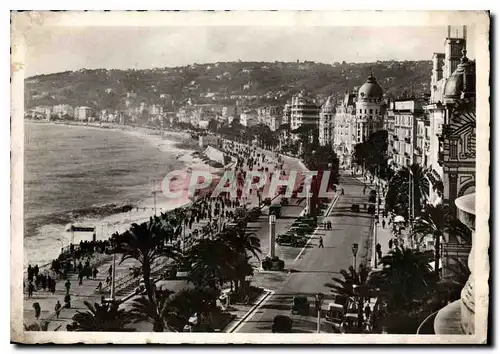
[[226, 289, 275, 333], [293, 193, 341, 264]]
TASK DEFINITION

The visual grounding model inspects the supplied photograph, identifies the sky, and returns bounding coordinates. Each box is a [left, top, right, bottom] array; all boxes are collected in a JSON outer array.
[[23, 25, 475, 77]]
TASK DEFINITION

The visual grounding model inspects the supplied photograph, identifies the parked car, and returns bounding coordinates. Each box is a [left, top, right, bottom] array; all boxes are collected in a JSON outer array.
[[292, 296, 310, 315], [272, 315, 293, 333], [276, 233, 307, 247]]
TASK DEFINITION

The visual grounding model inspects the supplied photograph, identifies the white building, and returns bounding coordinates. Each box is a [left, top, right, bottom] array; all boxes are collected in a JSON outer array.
[[52, 104, 74, 119], [354, 73, 385, 144], [319, 96, 335, 146], [290, 91, 320, 133], [74, 106, 94, 121]]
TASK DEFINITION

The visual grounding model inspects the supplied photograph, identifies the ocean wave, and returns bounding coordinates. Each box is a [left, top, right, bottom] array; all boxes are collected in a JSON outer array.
[[25, 202, 136, 237]]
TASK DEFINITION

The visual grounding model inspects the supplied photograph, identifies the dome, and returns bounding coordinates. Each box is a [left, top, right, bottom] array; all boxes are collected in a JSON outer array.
[[443, 49, 476, 101], [358, 75, 383, 101]]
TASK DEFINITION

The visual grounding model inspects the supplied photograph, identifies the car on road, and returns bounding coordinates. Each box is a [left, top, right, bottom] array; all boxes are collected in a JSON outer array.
[[276, 233, 307, 247], [291, 296, 310, 315], [272, 315, 293, 333]]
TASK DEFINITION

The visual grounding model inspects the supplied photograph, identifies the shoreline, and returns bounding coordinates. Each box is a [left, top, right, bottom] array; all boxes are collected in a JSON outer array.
[[24, 120, 222, 267]]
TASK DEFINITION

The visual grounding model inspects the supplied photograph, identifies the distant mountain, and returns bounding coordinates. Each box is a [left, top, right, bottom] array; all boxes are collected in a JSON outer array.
[[25, 60, 432, 110]]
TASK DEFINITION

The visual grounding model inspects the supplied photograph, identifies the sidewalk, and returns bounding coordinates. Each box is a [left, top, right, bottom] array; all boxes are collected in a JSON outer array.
[[24, 142, 285, 331]]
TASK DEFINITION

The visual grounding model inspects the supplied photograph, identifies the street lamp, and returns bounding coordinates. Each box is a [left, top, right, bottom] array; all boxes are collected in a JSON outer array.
[[269, 214, 277, 258], [352, 243, 359, 270], [315, 292, 324, 333]]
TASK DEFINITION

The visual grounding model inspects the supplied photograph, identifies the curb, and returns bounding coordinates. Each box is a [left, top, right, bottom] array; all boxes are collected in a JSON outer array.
[[224, 288, 274, 333]]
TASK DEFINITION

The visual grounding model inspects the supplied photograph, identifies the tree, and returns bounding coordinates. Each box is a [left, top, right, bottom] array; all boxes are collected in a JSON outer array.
[[385, 163, 429, 219], [167, 287, 220, 332], [325, 263, 372, 330], [352, 130, 388, 176], [295, 146, 340, 217], [128, 289, 177, 332], [411, 204, 446, 278], [112, 217, 179, 303], [218, 226, 261, 294], [67, 301, 134, 332], [186, 238, 234, 289], [411, 204, 472, 279], [379, 246, 436, 311]]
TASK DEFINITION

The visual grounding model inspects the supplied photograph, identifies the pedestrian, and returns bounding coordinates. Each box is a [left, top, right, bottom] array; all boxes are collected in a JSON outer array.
[[376, 243, 382, 260], [96, 281, 103, 292], [78, 271, 84, 285], [363, 186, 366, 195], [318, 236, 324, 248], [65, 279, 71, 293], [92, 267, 98, 280], [388, 238, 393, 249], [341, 188, 344, 195], [55, 300, 62, 319], [382, 219, 386, 229], [33, 302, 41, 320], [28, 281, 34, 298], [364, 303, 371, 320]]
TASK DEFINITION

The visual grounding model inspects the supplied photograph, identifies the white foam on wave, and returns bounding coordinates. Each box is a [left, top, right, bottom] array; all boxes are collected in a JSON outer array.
[[24, 124, 223, 268]]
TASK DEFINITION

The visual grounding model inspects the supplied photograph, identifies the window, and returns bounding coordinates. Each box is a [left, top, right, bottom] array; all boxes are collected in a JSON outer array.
[[364, 109, 367, 114], [370, 115, 373, 120], [369, 109, 373, 114], [359, 109, 362, 114]]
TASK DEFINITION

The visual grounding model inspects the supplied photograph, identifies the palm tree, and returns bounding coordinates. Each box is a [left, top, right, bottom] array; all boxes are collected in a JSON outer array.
[[411, 204, 446, 278], [385, 163, 429, 219], [218, 226, 261, 294], [128, 289, 177, 332], [325, 263, 372, 330], [67, 301, 134, 332], [112, 217, 179, 303], [167, 287, 221, 332], [379, 246, 436, 311], [186, 238, 234, 290]]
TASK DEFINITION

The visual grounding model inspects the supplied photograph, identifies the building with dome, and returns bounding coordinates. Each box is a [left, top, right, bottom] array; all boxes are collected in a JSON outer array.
[[318, 96, 335, 146], [355, 72, 386, 143], [424, 26, 476, 213], [332, 73, 386, 167], [415, 26, 477, 336]]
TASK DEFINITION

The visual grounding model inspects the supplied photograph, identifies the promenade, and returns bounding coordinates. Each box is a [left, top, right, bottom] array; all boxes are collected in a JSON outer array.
[[23, 140, 306, 331]]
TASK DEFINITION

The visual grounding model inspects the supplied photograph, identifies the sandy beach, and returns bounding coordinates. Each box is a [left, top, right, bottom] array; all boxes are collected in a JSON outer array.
[[24, 120, 224, 268]]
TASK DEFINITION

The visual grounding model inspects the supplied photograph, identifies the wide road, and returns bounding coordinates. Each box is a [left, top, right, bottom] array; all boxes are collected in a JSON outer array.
[[237, 173, 374, 333]]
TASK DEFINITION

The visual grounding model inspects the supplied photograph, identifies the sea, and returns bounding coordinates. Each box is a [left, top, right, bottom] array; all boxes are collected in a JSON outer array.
[[23, 122, 192, 268]]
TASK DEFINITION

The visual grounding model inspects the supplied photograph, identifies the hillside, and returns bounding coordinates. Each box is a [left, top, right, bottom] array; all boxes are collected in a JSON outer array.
[[25, 60, 432, 110]]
